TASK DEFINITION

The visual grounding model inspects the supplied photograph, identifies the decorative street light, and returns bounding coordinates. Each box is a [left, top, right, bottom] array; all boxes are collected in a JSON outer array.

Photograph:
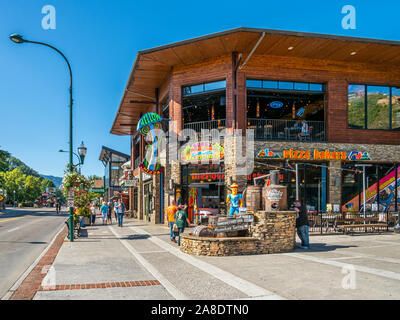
[[10, 33, 75, 241], [59, 141, 87, 173]]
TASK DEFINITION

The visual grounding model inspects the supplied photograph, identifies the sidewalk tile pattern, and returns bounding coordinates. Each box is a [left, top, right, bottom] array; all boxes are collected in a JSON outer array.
[[38, 280, 160, 291]]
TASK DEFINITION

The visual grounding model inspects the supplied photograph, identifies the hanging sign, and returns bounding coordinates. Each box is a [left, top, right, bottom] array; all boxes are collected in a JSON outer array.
[[256, 148, 281, 159], [181, 141, 224, 163], [137, 112, 164, 175]]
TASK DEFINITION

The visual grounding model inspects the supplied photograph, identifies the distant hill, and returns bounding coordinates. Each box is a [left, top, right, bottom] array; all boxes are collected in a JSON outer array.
[[41, 175, 63, 188]]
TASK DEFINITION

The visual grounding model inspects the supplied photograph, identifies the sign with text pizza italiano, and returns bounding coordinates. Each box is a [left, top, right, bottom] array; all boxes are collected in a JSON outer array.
[[256, 148, 371, 161]]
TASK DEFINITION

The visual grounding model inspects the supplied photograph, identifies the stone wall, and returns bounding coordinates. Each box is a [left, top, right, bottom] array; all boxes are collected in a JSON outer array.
[[180, 211, 296, 256]]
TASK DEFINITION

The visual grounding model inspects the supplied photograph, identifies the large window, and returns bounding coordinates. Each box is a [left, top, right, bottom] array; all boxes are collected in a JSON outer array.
[[348, 84, 400, 130], [247, 79, 324, 92], [182, 80, 226, 126]]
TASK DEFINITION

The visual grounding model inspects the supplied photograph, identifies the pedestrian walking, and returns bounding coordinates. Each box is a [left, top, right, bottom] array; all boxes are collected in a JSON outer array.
[[113, 200, 119, 222], [167, 200, 178, 242], [115, 198, 125, 227], [90, 203, 96, 226], [100, 201, 109, 225], [174, 204, 191, 246], [107, 202, 112, 225], [294, 201, 310, 249]]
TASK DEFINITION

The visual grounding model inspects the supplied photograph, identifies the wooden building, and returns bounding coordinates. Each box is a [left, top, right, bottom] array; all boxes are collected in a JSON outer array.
[[111, 27, 400, 223]]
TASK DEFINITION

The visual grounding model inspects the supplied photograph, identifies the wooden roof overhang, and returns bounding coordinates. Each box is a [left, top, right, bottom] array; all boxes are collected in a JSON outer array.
[[111, 27, 400, 136]]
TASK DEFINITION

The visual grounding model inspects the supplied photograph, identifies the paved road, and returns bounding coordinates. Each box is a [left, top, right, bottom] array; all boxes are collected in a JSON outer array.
[[0, 207, 66, 298]]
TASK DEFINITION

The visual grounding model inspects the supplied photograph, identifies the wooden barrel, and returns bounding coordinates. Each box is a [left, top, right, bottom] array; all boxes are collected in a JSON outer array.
[[191, 226, 215, 237], [246, 186, 263, 211]]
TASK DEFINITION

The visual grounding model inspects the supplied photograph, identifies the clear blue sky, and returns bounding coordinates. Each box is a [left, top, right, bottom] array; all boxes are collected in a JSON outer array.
[[1, 0, 399, 178]]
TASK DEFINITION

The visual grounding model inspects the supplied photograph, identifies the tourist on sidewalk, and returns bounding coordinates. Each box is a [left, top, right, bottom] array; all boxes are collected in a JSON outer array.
[[90, 203, 96, 226], [167, 200, 178, 242], [174, 204, 191, 246], [107, 202, 112, 225], [100, 202, 109, 225], [294, 201, 310, 249], [115, 198, 126, 227]]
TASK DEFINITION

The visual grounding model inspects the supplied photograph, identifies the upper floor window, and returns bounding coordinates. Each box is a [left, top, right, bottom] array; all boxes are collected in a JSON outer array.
[[348, 84, 400, 130], [182, 80, 226, 97], [246, 79, 324, 92]]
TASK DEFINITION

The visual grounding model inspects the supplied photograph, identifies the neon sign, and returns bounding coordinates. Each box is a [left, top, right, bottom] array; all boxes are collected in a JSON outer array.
[[181, 142, 224, 163]]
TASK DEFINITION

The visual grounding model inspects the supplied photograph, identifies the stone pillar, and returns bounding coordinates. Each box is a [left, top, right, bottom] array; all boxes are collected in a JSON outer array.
[[328, 160, 342, 206], [152, 174, 161, 224]]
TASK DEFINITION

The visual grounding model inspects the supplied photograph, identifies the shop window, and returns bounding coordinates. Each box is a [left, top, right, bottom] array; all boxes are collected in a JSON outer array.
[[183, 92, 226, 124], [392, 87, 400, 130], [348, 84, 366, 129], [367, 86, 390, 130], [247, 79, 324, 92], [182, 80, 226, 97], [342, 163, 398, 213], [348, 84, 398, 130]]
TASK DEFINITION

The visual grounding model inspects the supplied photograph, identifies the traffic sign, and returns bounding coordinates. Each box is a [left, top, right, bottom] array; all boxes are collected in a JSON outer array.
[[67, 200, 74, 208]]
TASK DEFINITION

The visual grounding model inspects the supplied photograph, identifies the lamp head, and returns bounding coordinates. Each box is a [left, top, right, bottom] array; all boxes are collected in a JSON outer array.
[[77, 141, 87, 164], [9, 33, 25, 44]]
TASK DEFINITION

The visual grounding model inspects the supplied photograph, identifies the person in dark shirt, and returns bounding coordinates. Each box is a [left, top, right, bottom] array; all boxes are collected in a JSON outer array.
[[294, 201, 310, 249]]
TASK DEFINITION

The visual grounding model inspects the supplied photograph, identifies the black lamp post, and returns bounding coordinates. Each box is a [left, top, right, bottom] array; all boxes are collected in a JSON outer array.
[[10, 33, 75, 241]]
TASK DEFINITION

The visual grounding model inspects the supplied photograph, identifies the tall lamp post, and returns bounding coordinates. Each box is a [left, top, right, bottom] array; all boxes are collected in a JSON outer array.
[[10, 33, 75, 241]]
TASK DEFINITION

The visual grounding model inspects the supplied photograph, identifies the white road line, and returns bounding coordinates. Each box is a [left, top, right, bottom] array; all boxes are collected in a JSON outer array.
[[129, 226, 285, 300], [7, 227, 21, 233], [5, 217, 46, 233], [334, 250, 400, 265], [284, 252, 400, 282], [109, 226, 187, 300], [1, 223, 65, 300]]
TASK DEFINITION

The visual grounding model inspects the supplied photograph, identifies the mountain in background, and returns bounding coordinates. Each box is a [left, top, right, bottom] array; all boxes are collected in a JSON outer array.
[[41, 175, 63, 188]]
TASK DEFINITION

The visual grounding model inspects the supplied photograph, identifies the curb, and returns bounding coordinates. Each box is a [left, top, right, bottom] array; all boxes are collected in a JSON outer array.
[[1, 225, 67, 300]]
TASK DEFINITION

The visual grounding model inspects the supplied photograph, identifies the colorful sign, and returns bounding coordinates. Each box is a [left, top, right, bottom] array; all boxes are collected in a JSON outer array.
[[137, 112, 164, 175], [255, 148, 371, 161], [181, 141, 224, 163], [191, 172, 224, 181], [256, 148, 281, 159]]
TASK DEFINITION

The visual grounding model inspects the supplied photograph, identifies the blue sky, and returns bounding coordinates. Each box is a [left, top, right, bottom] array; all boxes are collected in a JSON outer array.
[[1, 0, 399, 178]]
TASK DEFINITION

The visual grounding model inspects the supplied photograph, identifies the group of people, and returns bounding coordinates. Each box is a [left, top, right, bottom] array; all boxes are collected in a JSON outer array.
[[90, 198, 126, 227], [166, 200, 192, 246]]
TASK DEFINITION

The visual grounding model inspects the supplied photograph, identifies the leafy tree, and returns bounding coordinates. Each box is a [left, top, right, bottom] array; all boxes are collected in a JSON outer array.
[[1, 168, 26, 203], [24, 175, 42, 202], [41, 178, 56, 192], [0, 150, 10, 172]]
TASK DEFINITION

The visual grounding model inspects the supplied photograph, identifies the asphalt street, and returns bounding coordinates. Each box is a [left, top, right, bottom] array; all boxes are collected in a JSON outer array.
[[0, 207, 66, 298]]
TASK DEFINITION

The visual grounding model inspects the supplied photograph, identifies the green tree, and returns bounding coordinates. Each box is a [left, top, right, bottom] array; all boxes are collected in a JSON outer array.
[[24, 175, 42, 202], [41, 178, 56, 193], [0, 149, 10, 172], [2, 168, 26, 203]]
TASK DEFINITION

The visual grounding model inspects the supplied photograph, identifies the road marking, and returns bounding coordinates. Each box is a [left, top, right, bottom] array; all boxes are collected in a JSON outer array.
[[284, 252, 400, 282], [0, 217, 25, 223], [109, 226, 188, 300], [129, 226, 285, 300], [7, 227, 21, 233], [1, 223, 66, 300], [334, 250, 400, 265]]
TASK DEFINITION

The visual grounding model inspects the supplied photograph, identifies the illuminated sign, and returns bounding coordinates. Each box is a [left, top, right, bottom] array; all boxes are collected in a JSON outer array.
[[255, 148, 371, 161], [181, 142, 224, 163], [270, 101, 284, 109], [256, 148, 281, 159]]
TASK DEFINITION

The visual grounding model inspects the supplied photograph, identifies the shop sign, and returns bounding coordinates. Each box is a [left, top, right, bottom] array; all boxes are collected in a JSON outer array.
[[266, 189, 283, 201], [256, 147, 371, 161], [270, 101, 284, 109], [256, 148, 281, 159], [191, 172, 224, 181], [181, 141, 224, 163], [214, 214, 254, 233], [124, 179, 137, 187]]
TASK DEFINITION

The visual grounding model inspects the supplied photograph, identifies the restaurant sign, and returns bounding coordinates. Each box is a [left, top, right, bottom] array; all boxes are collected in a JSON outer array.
[[256, 148, 371, 161], [181, 141, 224, 163]]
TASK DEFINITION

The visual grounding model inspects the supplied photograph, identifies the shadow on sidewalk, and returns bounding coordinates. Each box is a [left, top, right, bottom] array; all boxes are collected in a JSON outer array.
[[294, 242, 357, 253]]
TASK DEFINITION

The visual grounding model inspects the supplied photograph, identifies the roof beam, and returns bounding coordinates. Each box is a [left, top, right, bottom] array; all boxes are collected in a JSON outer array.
[[238, 32, 265, 70], [125, 88, 156, 101]]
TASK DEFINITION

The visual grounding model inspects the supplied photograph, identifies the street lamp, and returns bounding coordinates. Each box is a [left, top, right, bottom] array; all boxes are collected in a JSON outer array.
[[59, 141, 87, 173], [10, 33, 75, 241]]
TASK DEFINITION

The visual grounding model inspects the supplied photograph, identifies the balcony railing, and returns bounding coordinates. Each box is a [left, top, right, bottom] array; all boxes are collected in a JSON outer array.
[[248, 119, 326, 142], [183, 119, 226, 132]]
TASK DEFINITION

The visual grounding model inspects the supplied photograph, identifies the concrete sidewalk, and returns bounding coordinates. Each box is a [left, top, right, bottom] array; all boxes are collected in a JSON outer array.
[[33, 217, 400, 300]]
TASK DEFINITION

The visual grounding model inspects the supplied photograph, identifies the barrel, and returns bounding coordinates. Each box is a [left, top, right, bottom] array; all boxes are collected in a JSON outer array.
[[246, 185, 263, 211], [191, 226, 215, 237]]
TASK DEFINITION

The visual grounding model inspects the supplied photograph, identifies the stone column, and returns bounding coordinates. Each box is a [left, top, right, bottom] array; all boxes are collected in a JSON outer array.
[[152, 174, 161, 224], [328, 160, 342, 206]]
